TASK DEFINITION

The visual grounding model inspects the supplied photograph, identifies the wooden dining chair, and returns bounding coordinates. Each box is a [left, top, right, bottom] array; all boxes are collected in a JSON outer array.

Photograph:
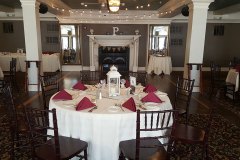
[[119, 109, 179, 160], [40, 73, 60, 110], [173, 77, 195, 124], [128, 71, 147, 86], [0, 84, 30, 158], [172, 107, 214, 159], [80, 70, 103, 85], [210, 63, 236, 102], [24, 108, 88, 160], [4, 58, 19, 92]]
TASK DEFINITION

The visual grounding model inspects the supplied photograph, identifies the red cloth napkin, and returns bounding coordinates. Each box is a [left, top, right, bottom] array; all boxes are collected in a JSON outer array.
[[143, 84, 157, 93], [141, 92, 163, 103], [122, 97, 136, 112], [125, 80, 130, 88], [76, 97, 95, 111], [72, 81, 87, 90], [52, 90, 72, 100]]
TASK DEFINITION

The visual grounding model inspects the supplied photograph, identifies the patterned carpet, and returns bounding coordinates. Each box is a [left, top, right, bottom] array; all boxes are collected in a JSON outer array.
[[1, 111, 240, 159]]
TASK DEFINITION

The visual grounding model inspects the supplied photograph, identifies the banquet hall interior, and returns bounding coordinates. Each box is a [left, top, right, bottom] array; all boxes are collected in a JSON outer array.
[[0, 0, 240, 159]]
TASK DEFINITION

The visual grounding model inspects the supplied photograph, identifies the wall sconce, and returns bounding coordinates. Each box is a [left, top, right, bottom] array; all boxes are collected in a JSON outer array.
[[107, 0, 120, 12]]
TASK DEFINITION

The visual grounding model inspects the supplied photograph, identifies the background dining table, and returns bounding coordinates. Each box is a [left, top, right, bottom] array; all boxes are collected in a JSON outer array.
[[48, 85, 173, 160], [147, 55, 172, 75]]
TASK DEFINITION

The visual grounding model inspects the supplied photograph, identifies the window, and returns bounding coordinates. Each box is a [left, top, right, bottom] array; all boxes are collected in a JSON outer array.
[[3, 22, 14, 33], [170, 25, 182, 34], [214, 25, 224, 36], [170, 39, 183, 46], [46, 36, 59, 44], [149, 25, 169, 53]]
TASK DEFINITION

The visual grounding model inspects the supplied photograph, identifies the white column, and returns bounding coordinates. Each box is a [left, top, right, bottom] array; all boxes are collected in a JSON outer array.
[[89, 38, 95, 71], [20, 0, 42, 91], [183, 0, 213, 92], [133, 39, 139, 72]]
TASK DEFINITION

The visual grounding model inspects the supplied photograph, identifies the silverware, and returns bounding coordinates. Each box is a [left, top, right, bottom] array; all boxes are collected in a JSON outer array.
[[138, 104, 147, 110], [88, 106, 98, 112], [119, 105, 125, 112]]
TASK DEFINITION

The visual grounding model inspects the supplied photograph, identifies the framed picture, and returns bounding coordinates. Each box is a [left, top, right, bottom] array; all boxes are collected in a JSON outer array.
[[130, 76, 136, 86]]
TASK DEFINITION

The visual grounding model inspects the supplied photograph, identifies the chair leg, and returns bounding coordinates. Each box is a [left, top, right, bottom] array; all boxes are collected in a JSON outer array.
[[84, 149, 88, 160], [119, 151, 125, 160]]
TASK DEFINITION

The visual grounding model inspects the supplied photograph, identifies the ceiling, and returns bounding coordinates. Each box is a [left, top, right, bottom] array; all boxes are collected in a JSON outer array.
[[0, 0, 240, 13]]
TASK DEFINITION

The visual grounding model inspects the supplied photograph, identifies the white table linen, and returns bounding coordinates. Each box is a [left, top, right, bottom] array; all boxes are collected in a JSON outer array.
[[0, 52, 61, 72], [226, 69, 239, 92], [48, 86, 172, 160], [147, 55, 172, 75]]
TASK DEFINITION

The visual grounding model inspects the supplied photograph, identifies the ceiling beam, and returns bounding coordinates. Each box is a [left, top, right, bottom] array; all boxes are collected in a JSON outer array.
[[214, 3, 240, 15], [0, 5, 14, 13], [37, 0, 71, 16]]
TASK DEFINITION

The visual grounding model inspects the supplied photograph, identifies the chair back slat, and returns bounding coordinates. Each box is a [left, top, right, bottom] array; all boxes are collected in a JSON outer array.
[[135, 109, 178, 160], [174, 77, 195, 123], [25, 108, 61, 159], [40, 73, 60, 110], [80, 71, 103, 85]]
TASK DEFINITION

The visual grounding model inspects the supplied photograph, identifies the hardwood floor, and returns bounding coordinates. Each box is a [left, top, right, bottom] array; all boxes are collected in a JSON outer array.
[[17, 71, 240, 127]]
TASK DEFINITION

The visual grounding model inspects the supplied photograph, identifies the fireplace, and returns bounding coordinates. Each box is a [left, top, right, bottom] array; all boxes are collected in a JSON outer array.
[[88, 35, 140, 72], [99, 46, 129, 72]]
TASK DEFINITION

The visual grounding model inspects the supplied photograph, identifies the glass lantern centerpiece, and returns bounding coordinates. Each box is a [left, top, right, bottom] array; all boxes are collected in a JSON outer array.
[[107, 65, 121, 97]]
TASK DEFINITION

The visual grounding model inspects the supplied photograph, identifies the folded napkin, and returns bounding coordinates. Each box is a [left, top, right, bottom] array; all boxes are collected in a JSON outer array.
[[72, 81, 87, 90], [76, 97, 95, 111], [52, 90, 72, 100], [125, 80, 130, 88], [122, 97, 136, 112], [143, 84, 157, 93], [141, 92, 163, 103]]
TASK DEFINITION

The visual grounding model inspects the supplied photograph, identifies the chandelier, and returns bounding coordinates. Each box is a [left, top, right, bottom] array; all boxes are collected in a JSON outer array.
[[107, 0, 120, 12]]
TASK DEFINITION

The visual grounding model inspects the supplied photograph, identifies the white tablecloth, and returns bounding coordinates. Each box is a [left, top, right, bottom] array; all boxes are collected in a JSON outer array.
[[0, 52, 61, 72], [147, 55, 172, 75], [49, 86, 173, 160], [226, 69, 239, 92]]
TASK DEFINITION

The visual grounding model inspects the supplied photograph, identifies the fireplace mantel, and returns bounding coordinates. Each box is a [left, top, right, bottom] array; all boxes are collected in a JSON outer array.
[[87, 35, 141, 72]]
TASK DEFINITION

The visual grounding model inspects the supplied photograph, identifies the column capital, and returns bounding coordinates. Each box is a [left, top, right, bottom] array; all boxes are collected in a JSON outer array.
[[187, 0, 214, 9], [20, 0, 40, 7]]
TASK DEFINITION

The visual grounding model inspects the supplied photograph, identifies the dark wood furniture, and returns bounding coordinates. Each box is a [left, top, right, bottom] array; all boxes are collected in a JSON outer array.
[[173, 77, 195, 124], [119, 109, 178, 160], [0, 84, 30, 158], [4, 58, 19, 92], [40, 73, 60, 110], [172, 108, 214, 159], [129, 71, 147, 86], [187, 63, 202, 94], [25, 61, 41, 92], [25, 108, 88, 160], [80, 70, 103, 85], [210, 63, 236, 101]]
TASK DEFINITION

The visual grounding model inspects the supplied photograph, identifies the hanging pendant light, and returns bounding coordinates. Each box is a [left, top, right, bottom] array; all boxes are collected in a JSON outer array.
[[107, 0, 120, 12]]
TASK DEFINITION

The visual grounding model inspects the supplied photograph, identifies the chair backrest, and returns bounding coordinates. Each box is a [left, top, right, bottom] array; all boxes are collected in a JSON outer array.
[[10, 58, 17, 76], [135, 109, 179, 160], [80, 71, 103, 85], [0, 84, 17, 129], [0, 79, 5, 89], [128, 71, 147, 86], [210, 63, 222, 83], [25, 108, 60, 159], [173, 77, 195, 111], [40, 73, 59, 110]]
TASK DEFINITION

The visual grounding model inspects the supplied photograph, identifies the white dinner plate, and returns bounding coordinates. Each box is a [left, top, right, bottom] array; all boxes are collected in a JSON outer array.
[[156, 91, 168, 96], [108, 106, 121, 112]]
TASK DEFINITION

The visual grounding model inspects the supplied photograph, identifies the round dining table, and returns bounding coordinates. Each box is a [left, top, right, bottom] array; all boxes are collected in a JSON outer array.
[[48, 85, 173, 160]]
